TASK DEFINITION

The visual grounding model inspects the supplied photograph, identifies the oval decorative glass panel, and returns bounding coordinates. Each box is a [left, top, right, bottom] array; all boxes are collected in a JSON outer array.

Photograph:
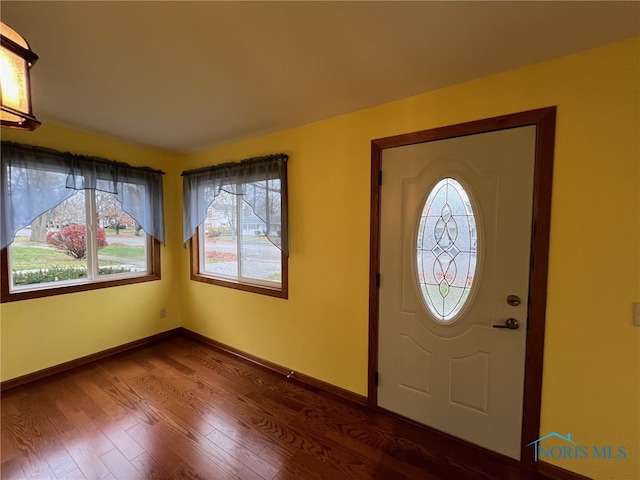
[[416, 178, 478, 322]]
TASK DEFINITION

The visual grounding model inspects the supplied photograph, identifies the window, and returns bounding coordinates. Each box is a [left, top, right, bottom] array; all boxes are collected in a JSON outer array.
[[183, 154, 288, 298], [416, 177, 477, 322], [1, 141, 164, 302]]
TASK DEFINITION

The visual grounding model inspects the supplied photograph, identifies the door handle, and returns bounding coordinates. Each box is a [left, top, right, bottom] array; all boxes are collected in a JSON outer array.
[[493, 318, 520, 330]]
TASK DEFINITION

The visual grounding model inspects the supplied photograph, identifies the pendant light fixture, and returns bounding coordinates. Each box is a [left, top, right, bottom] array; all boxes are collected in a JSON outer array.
[[1, 22, 40, 130]]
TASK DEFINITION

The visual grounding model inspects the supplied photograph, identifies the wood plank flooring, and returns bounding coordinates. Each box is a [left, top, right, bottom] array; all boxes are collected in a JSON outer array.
[[2, 335, 557, 479]]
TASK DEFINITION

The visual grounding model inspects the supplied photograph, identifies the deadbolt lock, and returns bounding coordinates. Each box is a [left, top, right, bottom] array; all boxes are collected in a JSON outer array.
[[507, 295, 521, 307]]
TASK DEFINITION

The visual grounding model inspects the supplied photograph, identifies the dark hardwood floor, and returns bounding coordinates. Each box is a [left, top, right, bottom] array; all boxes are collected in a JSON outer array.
[[2, 335, 560, 479]]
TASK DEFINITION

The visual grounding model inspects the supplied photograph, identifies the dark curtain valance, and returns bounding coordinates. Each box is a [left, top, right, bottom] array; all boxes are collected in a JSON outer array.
[[1, 141, 166, 250], [182, 153, 288, 255]]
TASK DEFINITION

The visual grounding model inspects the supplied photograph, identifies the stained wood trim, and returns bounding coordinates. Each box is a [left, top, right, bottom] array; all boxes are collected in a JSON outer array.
[[368, 107, 557, 469], [373, 108, 554, 149], [1, 236, 161, 303], [0, 329, 587, 479], [368, 139, 382, 405], [180, 328, 368, 406], [188, 163, 289, 299], [0, 327, 180, 391], [190, 234, 288, 299], [0, 325, 366, 406], [521, 106, 556, 466]]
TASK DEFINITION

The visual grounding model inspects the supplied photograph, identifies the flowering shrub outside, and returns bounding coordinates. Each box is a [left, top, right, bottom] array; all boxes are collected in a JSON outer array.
[[47, 225, 108, 259]]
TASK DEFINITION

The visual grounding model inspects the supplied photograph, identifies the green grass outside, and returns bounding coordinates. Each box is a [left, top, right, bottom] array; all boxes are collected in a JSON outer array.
[[10, 244, 83, 270], [10, 243, 142, 270], [100, 245, 145, 260]]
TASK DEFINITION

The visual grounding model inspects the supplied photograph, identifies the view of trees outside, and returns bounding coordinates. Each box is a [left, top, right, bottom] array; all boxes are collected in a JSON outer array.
[[202, 188, 281, 283], [9, 190, 148, 288], [10, 181, 282, 288]]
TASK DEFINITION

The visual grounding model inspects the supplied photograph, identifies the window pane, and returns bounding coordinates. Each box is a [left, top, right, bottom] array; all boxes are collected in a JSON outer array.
[[201, 190, 238, 278], [416, 178, 478, 322], [240, 199, 281, 283], [96, 191, 148, 277], [9, 190, 88, 288]]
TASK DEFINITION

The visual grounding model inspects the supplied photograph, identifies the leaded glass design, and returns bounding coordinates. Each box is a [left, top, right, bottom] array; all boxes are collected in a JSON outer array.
[[416, 178, 477, 322]]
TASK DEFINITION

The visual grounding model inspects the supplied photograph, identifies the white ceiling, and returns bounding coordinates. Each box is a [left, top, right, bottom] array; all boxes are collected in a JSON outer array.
[[2, 1, 639, 153]]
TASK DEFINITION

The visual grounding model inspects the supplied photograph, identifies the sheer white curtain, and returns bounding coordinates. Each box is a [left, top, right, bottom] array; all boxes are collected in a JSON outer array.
[[182, 153, 288, 256], [1, 141, 165, 250]]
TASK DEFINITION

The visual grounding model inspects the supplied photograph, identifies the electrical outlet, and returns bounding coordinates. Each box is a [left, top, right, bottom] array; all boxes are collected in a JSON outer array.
[[160, 308, 167, 319], [633, 302, 640, 326]]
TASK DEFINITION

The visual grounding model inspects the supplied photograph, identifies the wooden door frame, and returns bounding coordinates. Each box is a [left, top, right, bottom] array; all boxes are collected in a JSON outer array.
[[368, 107, 556, 468]]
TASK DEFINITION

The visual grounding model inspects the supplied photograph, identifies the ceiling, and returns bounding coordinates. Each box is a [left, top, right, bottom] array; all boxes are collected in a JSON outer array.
[[2, 1, 639, 154]]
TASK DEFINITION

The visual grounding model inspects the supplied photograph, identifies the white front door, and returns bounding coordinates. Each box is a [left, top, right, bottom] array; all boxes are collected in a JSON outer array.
[[377, 126, 536, 459]]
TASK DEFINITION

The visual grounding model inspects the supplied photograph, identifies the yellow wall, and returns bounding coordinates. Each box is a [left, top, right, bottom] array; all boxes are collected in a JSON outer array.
[[1, 38, 638, 479], [179, 38, 639, 479], [0, 124, 183, 380]]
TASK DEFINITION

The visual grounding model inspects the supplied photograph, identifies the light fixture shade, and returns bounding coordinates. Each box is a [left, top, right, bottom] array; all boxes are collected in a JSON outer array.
[[1, 22, 40, 130]]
